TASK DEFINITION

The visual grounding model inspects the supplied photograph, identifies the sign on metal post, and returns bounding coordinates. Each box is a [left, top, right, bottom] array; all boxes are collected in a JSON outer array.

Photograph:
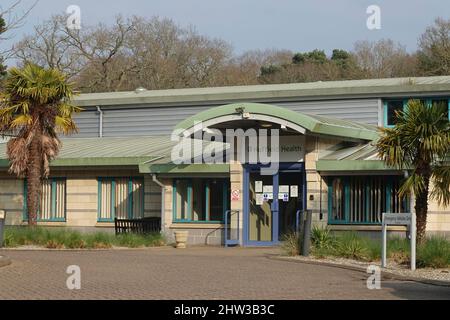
[[381, 213, 416, 271]]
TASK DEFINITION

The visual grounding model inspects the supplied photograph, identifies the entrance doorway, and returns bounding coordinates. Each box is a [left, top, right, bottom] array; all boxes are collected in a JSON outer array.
[[244, 163, 305, 246]]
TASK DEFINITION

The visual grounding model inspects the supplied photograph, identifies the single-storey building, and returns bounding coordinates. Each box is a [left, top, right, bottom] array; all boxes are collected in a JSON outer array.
[[1, 76, 449, 245]]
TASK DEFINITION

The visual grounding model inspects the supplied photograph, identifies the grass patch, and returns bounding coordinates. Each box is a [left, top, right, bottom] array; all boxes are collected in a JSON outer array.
[[3, 226, 165, 249], [417, 237, 450, 269]]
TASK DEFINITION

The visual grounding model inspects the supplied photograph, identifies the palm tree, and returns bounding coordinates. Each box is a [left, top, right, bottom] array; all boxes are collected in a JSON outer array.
[[377, 99, 450, 243], [0, 64, 81, 225]]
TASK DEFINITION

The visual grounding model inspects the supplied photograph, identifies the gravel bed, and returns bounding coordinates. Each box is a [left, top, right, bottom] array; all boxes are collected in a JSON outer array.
[[281, 255, 450, 283]]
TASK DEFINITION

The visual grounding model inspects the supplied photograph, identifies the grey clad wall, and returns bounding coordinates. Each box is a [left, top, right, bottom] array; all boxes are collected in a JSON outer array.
[[73, 98, 380, 138], [73, 110, 100, 138], [276, 99, 379, 125]]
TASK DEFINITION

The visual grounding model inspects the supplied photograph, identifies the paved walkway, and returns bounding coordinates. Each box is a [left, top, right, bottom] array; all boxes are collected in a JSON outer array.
[[0, 247, 449, 300]]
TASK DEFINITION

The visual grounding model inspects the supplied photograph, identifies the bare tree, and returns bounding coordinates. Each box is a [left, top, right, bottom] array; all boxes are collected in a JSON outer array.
[[1, 0, 36, 77], [353, 39, 418, 78], [66, 15, 136, 92], [14, 15, 84, 78], [418, 17, 450, 75]]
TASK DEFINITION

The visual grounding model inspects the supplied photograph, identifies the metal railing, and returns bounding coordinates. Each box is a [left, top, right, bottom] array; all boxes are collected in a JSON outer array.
[[114, 217, 161, 235]]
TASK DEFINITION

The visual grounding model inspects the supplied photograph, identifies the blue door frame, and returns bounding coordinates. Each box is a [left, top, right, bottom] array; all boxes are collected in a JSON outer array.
[[243, 163, 306, 247]]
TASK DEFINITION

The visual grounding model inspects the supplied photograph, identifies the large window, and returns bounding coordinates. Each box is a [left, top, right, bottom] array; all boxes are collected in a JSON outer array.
[[23, 178, 66, 222], [384, 98, 449, 127], [173, 178, 229, 223], [328, 176, 410, 225], [385, 100, 404, 127], [98, 178, 144, 222]]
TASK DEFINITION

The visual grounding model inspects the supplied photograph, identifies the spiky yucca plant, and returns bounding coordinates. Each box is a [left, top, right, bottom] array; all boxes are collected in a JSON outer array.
[[377, 99, 450, 243]]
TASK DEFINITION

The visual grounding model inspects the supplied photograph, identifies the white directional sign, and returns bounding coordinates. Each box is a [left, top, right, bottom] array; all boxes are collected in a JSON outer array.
[[383, 213, 412, 225], [382, 212, 416, 271]]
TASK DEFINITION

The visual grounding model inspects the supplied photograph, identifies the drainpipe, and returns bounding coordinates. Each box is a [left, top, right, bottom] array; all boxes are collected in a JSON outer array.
[[152, 174, 166, 234], [96, 106, 103, 138]]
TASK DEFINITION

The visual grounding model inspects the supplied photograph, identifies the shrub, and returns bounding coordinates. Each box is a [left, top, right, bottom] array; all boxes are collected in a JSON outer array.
[[311, 226, 334, 250], [280, 231, 300, 256], [334, 232, 368, 260]]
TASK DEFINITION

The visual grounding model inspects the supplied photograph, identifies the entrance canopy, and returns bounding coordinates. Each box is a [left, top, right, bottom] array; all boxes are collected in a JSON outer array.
[[175, 103, 379, 141]]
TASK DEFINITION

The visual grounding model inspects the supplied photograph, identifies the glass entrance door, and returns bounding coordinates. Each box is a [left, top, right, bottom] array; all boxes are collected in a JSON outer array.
[[245, 163, 305, 246], [278, 170, 304, 238], [248, 171, 278, 244]]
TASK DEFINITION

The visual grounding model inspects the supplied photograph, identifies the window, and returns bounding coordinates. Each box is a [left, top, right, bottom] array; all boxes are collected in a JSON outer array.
[[173, 178, 229, 223], [385, 100, 404, 127], [98, 178, 144, 222], [23, 178, 66, 222], [384, 98, 450, 127], [328, 176, 409, 225], [431, 99, 449, 120], [331, 178, 345, 221]]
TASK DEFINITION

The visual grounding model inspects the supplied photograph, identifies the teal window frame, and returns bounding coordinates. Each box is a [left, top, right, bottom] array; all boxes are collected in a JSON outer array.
[[97, 177, 145, 222], [328, 176, 410, 225], [384, 97, 450, 127], [173, 178, 229, 224], [23, 178, 67, 222]]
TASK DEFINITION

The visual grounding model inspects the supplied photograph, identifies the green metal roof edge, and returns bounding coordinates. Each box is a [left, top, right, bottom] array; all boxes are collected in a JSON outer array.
[[175, 103, 378, 141], [312, 124, 379, 141], [0, 157, 153, 168], [72, 79, 450, 107], [139, 163, 230, 174], [316, 160, 394, 171]]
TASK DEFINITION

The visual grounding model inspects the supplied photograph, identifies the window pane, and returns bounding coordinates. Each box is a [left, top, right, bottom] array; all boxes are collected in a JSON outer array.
[[391, 179, 409, 213], [349, 177, 365, 223], [115, 179, 129, 219], [100, 181, 112, 220], [55, 180, 66, 220], [387, 101, 403, 126], [192, 179, 205, 221], [332, 178, 345, 221], [131, 179, 143, 219], [209, 180, 226, 222], [367, 177, 386, 223], [175, 180, 189, 220], [40, 180, 52, 221], [432, 99, 448, 120]]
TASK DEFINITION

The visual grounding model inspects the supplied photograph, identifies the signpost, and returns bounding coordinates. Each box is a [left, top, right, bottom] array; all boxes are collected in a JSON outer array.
[[381, 212, 416, 271], [0, 210, 5, 249]]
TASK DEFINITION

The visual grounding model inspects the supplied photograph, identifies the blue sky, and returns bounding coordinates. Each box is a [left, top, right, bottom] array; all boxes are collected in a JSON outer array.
[[1, 0, 448, 57]]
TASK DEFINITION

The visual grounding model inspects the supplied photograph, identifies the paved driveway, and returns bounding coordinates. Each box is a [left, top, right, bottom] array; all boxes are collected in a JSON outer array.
[[0, 247, 449, 300]]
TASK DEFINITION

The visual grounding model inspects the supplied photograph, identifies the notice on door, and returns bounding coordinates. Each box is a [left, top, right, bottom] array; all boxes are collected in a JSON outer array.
[[256, 193, 264, 205], [263, 193, 273, 201], [279, 185, 289, 194], [263, 186, 273, 194], [255, 181, 263, 193], [290, 186, 299, 198]]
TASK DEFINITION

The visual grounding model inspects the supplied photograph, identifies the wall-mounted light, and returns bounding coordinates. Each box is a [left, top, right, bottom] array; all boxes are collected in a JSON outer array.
[[260, 122, 273, 128], [0, 210, 5, 220]]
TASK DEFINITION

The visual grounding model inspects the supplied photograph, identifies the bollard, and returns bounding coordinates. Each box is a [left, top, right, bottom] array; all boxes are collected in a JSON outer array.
[[0, 210, 5, 249], [301, 210, 313, 257]]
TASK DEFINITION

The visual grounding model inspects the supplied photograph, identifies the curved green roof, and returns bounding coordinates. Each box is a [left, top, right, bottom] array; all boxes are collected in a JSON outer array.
[[175, 103, 379, 141]]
